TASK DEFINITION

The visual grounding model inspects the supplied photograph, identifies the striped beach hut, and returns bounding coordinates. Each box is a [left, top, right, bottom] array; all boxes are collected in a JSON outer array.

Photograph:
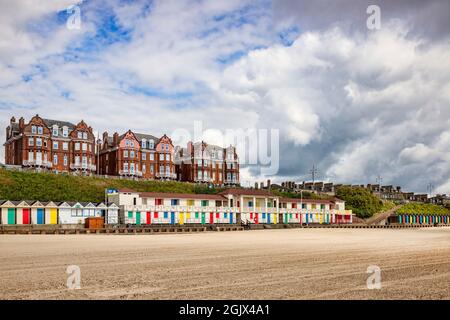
[[0, 200, 21, 225]]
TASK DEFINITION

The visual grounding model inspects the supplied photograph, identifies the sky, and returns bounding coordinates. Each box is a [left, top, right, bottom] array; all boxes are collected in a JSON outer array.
[[0, 0, 449, 194]]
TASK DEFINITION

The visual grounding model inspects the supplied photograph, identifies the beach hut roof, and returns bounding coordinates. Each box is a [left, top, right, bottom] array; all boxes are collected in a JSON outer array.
[[107, 203, 119, 209]]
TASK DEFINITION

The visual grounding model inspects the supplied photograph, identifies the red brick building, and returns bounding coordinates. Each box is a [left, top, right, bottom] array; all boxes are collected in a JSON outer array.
[[4, 115, 96, 174], [175, 141, 239, 185], [99, 130, 176, 180]]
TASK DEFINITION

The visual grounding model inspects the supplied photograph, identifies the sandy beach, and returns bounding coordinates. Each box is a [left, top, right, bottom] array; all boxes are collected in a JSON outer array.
[[1, 227, 449, 300]]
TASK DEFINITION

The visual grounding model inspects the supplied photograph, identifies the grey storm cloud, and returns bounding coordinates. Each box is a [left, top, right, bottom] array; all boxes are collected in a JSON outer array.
[[273, 0, 450, 42], [0, 0, 449, 195]]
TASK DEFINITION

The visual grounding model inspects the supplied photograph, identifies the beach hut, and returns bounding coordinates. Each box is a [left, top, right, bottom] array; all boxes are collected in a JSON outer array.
[[30, 201, 45, 225], [15, 201, 32, 225], [0, 200, 18, 225], [44, 201, 59, 225], [105, 203, 119, 224]]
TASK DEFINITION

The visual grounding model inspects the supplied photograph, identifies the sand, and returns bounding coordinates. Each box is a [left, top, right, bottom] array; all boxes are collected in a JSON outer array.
[[1, 227, 450, 300]]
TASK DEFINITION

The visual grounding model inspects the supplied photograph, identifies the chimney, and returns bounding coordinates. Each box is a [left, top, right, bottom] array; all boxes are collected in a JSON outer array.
[[18, 117, 25, 131], [187, 141, 193, 154], [267, 179, 271, 189], [10, 117, 16, 124], [103, 131, 108, 141], [260, 182, 264, 189], [113, 132, 119, 146], [254, 182, 259, 189]]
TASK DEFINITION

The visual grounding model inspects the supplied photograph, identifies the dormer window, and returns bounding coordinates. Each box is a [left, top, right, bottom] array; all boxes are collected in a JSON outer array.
[[31, 126, 37, 134], [52, 125, 58, 136], [62, 126, 68, 137], [149, 140, 154, 149], [141, 139, 146, 149], [77, 132, 83, 139], [37, 127, 43, 135], [83, 132, 88, 139]]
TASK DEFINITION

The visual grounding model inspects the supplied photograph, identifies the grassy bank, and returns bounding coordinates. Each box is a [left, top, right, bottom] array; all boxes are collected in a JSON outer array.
[[0, 169, 224, 202], [396, 203, 450, 215]]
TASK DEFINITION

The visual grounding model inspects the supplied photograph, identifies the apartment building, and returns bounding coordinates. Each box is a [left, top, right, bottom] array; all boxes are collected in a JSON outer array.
[[175, 141, 239, 185], [4, 115, 96, 174], [98, 130, 176, 180]]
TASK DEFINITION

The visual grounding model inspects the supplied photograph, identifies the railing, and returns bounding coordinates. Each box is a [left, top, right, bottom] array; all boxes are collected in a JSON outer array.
[[122, 205, 352, 216], [224, 179, 238, 184], [119, 170, 143, 177], [194, 177, 213, 183], [155, 172, 177, 179], [70, 164, 96, 171], [23, 160, 52, 168]]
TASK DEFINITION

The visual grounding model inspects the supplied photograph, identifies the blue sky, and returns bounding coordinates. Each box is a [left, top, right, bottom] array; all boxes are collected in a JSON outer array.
[[1, 0, 450, 194]]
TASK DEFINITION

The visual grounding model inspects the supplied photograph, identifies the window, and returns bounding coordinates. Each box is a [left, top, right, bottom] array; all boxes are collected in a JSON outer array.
[[150, 153, 154, 161], [75, 143, 80, 151], [166, 165, 170, 174], [218, 163, 222, 169], [142, 140, 146, 148], [77, 132, 83, 139], [31, 126, 37, 134], [197, 160, 202, 166], [53, 154, 58, 165], [150, 165, 154, 173], [124, 150, 128, 158], [52, 126, 58, 136], [36, 138, 42, 147], [197, 171, 202, 179], [75, 156, 80, 165], [28, 137, 34, 146], [63, 142, 68, 150], [28, 151, 34, 161], [130, 151, 135, 158], [166, 153, 170, 161], [88, 144, 92, 152], [159, 153, 164, 161], [64, 155, 68, 166], [82, 143, 87, 151], [227, 173, 231, 181], [125, 140, 129, 147], [82, 156, 87, 167], [142, 164, 146, 173], [142, 153, 146, 161], [83, 132, 88, 139], [53, 141, 58, 150], [204, 171, 208, 179], [124, 162, 129, 172], [201, 200, 208, 207], [159, 165, 164, 174], [171, 199, 179, 206], [43, 140, 47, 148], [130, 163, 135, 173], [37, 127, 43, 134], [149, 140, 154, 149], [62, 127, 68, 137]]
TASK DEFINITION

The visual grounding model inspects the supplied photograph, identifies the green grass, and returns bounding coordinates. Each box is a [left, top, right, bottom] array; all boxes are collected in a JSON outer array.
[[0, 169, 225, 202], [396, 203, 450, 216], [335, 186, 383, 219]]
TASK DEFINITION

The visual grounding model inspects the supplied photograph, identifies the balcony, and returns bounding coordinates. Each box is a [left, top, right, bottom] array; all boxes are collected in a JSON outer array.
[[119, 170, 143, 177], [155, 172, 177, 179], [194, 177, 213, 183], [224, 179, 239, 184], [70, 164, 96, 171], [23, 160, 52, 168]]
